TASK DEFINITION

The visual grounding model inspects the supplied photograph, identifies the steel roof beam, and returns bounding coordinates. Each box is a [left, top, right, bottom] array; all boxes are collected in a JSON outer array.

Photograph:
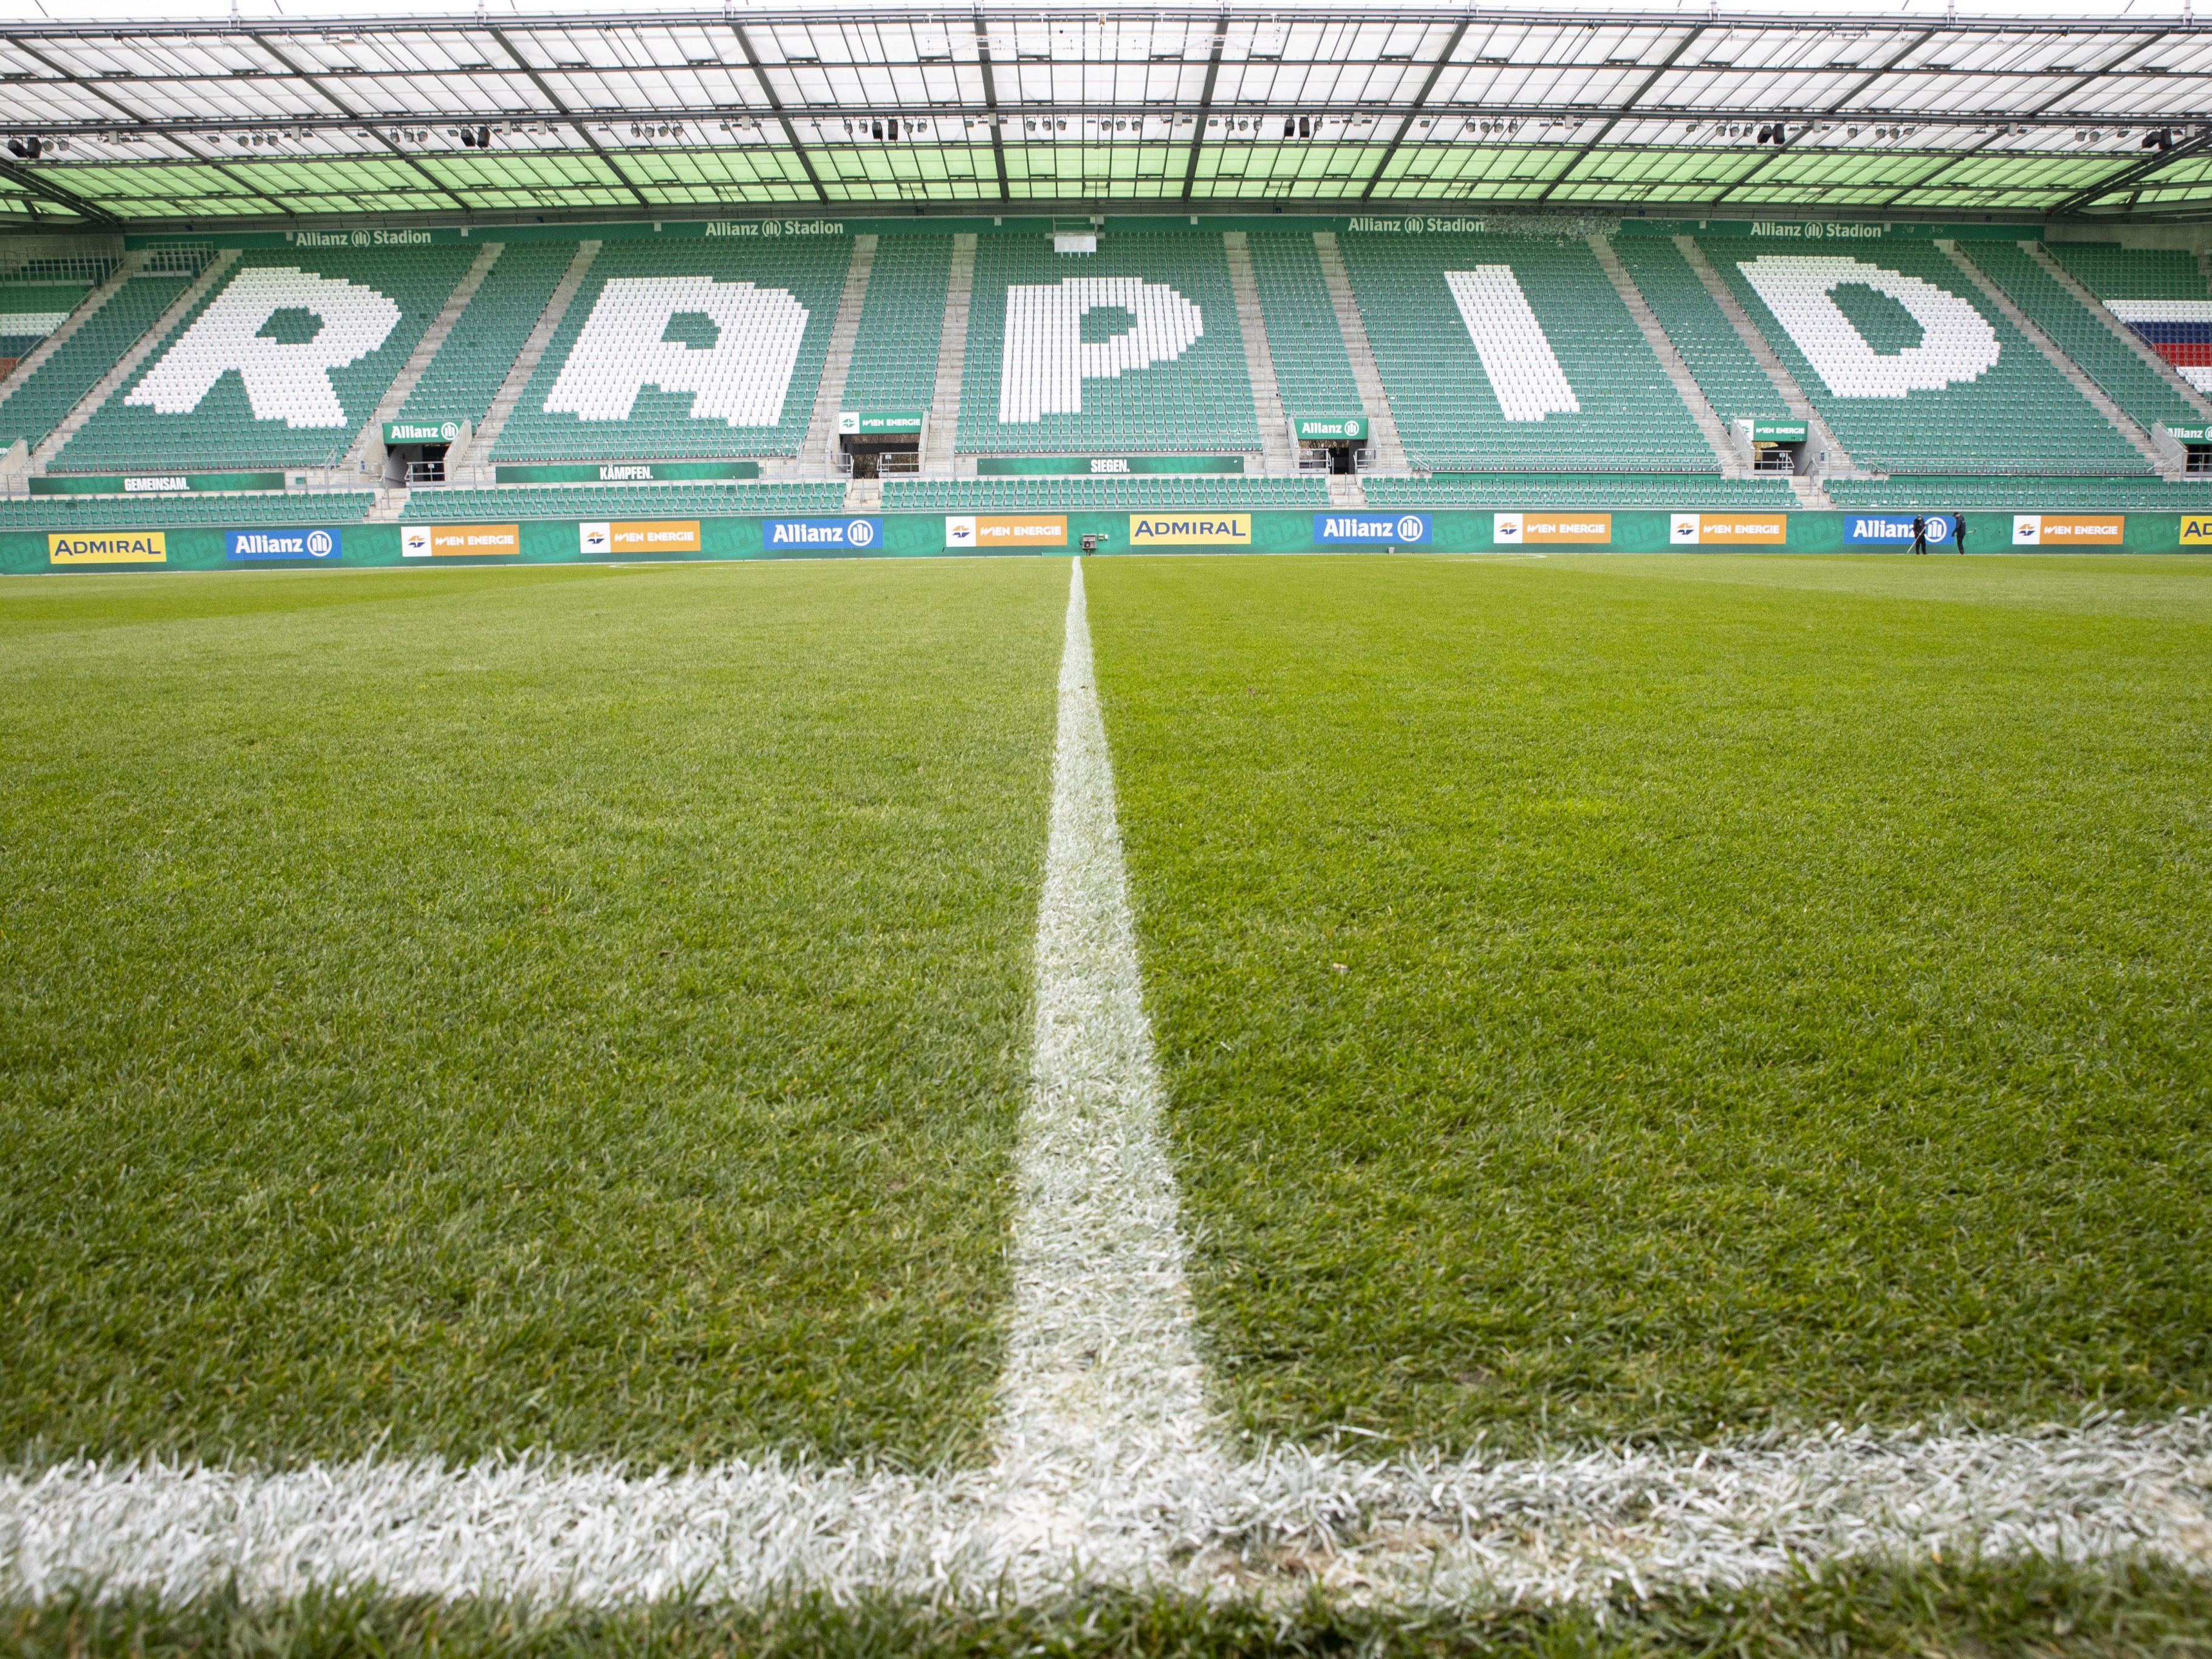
[[1361, 17, 1469, 202], [1180, 13, 1228, 200], [2050, 125, 2212, 215], [732, 21, 829, 204], [1536, 24, 1703, 205], [0, 153, 120, 225], [973, 12, 1010, 201], [487, 24, 652, 210], [248, 31, 474, 216]]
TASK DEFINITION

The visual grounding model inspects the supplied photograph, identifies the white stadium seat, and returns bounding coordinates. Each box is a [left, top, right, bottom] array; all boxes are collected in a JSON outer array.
[[1734, 253, 1999, 397], [126, 265, 402, 428], [545, 275, 810, 428]]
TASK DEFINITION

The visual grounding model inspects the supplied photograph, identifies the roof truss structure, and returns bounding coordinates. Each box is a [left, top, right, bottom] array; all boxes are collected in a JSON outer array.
[[2, 7, 2210, 231]]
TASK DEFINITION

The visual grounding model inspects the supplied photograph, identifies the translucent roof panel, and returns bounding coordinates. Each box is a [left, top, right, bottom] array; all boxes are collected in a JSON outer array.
[[1, 7, 2208, 228]]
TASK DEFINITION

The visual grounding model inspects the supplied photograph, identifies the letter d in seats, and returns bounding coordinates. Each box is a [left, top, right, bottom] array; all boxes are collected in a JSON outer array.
[[128, 266, 402, 427], [544, 276, 810, 427]]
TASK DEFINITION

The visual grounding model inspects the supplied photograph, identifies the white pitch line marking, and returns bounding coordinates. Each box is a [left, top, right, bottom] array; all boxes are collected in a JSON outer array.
[[3, 561, 2210, 1606]]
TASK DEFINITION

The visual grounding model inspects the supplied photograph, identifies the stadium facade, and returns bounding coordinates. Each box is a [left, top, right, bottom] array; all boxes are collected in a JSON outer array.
[[6, 7, 2212, 567]]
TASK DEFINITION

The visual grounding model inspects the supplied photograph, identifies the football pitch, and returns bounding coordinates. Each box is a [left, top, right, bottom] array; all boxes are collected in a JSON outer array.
[[3, 553, 2210, 1650]]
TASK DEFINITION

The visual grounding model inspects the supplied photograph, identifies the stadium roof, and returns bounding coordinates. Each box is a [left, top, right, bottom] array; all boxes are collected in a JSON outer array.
[[4, 5, 2212, 232]]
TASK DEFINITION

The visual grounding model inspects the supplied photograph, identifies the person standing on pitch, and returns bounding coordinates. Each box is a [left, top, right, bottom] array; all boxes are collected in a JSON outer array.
[[1954, 511, 1967, 555], [1911, 514, 1928, 555]]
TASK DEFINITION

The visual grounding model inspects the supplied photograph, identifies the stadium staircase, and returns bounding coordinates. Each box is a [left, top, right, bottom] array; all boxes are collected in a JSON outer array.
[[2022, 243, 2212, 422], [457, 240, 598, 483], [345, 239, 503, 474], [1222, 233, 1297, 474], [1673, 236, 1858, 479], [0, 253, 141, 405], [1312, 233, 1409, 474], [1587, 235, 1744, 479], [1936, 241, 2172, 477], [922, 234, 975, 477], [801, 233, 876, 479], [30, 248, 239, 473]]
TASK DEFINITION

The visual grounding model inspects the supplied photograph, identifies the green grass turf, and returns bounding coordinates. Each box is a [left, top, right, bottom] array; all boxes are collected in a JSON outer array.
[[0, 561, 1064, 1470], [9, 1555, 2211, 1658], [1087, 553, 2212, 1452]]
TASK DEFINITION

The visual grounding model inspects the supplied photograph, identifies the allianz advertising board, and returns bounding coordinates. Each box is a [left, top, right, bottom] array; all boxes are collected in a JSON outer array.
[[1313, 512, 1431, 545], [227, 527, 343, 562], [1843, 513, 1953, 547], [762, 517, 882, 552]]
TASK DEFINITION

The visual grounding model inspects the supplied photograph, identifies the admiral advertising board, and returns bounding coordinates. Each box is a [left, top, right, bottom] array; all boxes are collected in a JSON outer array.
[[47, 531, 165, 565], [400, 523, 519, 557], [1127, 514, 1251, 547], [945, 515, 1067, 549], [227, 527, 341, 561]]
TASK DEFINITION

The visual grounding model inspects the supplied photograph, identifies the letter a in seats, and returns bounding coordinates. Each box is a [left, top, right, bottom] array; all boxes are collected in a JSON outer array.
[[998, 278, 1204, 423], [544, 276, 809, 427], [128, 266, 402, 427]]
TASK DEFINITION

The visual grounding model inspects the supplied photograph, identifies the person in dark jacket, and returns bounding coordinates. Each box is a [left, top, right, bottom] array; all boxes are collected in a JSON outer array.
[[1911, 515, 1928, 555], [1954, 511, 1967, 555]]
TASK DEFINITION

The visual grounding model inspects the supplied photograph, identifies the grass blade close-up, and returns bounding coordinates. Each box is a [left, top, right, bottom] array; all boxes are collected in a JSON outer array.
[[0, 561, 1064, 1471], [1088, 552, 2212, 1454]]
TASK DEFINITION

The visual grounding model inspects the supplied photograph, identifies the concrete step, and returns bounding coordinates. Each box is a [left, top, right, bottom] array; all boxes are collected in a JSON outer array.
[[798, 234, 878, 479], [1222, 231, 1298, 474], [1327, 473, 1366, 508], [922, 234, 976, 475], [347, 239, 504, 474], [366, 485, 409, 522], [33, 247, 239, 471], [461, 240, 598, 482], [1591, 234, 1739, 477], [1311, 231, 1411, 475], [1939, 240, 2171, 478], [1674, 235, 1860, 477], [0, 250, 147, 425], [2028, 240, 2212, 423], [1787, 473, 1834, 508], [843, 477, 883, 511]]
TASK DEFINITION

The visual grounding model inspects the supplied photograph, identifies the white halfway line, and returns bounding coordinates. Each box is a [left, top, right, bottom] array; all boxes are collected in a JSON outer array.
[[3, 558, 2210, 1609]]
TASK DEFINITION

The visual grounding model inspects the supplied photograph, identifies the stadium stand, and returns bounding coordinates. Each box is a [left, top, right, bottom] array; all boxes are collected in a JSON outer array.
[[0, 281, 90, 362], [2043, 241, 2212, 398], [1244, 233, 1367, 425], [956, 234, 1261, 456], [1364, 473, 1799, 509], [490, 236, 851, 462], [0, 272, 189, 451], [1950, 242, 2204, 437], [1338, 232, 1714, 473], [1697, 236, 2146, 474], [50, 246, 476, 474], [0, 491, 374, 529], [402, 481, 846, 521], [1609, 238, 1793, 428], [394, 242, 575, 430], [1826, 473, 2212, 510], [840, 236, 951, 414], [886, 475, 1327, 511]]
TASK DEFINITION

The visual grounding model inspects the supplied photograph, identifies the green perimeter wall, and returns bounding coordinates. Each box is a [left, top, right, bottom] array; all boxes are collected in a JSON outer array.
[[7, 508, 2210, 572]]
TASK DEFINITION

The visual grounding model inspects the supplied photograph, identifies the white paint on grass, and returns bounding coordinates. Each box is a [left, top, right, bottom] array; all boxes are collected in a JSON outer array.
[[2, 560, 2209, 1608]]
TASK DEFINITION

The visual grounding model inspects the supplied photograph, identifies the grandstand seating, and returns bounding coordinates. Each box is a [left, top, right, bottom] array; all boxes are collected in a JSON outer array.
[[1365, 474, 1798, 509], [886, 476, 1326, 511], [2043, 241, 2212, 398], [841, 236, 951, 413], [1245, 233, 1366, 423], [491, 236, 851, 462], [956, 234, 1261, 455], [1698, 237, 2145, 475], [0, 273, 188, 451], [1826, 473, 2212, 511], [402, 481, 847, 521], [1953, 242, 2203, 436], [395, 242, 574, 429], [52, 247, 476, 473], [0, 281, 90, 361], [1609, 237, 1792, 427], [0, 491, 374, 529], [1340, 233, 1714, 473]]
